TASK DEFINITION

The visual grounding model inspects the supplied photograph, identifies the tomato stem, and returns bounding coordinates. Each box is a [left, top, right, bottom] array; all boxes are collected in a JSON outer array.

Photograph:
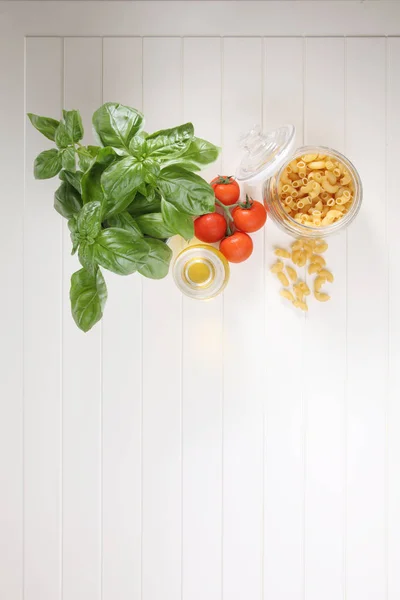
[[215, 198, 240, 219], [215, 175, 235, 185], [238, 194, 253, 209], [215, 198, 239, 236]]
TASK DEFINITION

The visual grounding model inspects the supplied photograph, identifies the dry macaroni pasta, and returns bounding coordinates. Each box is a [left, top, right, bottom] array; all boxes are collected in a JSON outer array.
[[271, 239, 332, 311], [278, 154, 355, 228]]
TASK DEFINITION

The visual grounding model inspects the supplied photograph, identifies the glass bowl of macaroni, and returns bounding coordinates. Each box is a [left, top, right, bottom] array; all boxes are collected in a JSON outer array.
[[236, 127, 362, 239]]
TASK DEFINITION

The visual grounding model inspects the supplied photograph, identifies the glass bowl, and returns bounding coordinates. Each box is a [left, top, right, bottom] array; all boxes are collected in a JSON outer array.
[[263, 145, 363, 238]]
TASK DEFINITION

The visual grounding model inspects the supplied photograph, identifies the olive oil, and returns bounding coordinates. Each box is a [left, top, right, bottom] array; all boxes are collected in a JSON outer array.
[[173, 244, 230, 299]]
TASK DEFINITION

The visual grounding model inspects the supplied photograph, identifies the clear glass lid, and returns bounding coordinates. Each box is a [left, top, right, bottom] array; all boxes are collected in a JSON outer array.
[[236, 124, 296, 183]]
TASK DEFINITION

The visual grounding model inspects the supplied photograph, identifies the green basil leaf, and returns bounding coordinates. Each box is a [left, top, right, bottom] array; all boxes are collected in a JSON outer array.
[[136, 183, 157, 201], [135, 213, 175, 239], [63, 109, 84, 143], [34, 149, 62, 180], [173, 137, 220, 171], [68, 216, 79, 254], [54, 181, 82, 218], [126, 191, 161, 217], [128, 135, 147, 159], [77, 146, 100, 172], [27, 113, 60, 141], [142, 158, 160, 185], [70, 267, 107, 332], [93, 228, 149, 276], [81, 147, 117, 206], [68, 215, 78, 233], [55, 122, 71, 149], [144, 185, 156, 202], [161, 198, 194, 241], [146, 123, 194, 160], [92, 102, 144, 150], [87, 145, 101, 156], [107, 212, 143, 238], [101, 157, 145, 219], [59, 169, 82, 194], [137, 182, 148, 197], [78, 242, 96, 275], [157, 166, 215, 216], [77, 201, 102, 240], [61, 147, 76, 172], [138, 238, 172, 279]]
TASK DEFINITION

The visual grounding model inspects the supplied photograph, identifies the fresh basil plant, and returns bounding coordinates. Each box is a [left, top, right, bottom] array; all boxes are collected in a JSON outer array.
[[28, 103, 220, 332]]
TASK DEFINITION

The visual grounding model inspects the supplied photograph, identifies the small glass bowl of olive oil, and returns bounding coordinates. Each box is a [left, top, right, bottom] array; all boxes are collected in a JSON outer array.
[[172, 244, 230, 300]]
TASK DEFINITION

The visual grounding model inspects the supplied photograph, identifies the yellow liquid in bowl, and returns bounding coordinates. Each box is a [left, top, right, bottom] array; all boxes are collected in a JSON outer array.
[[184, 258, 215, 288], [173, 245, 230, 300]]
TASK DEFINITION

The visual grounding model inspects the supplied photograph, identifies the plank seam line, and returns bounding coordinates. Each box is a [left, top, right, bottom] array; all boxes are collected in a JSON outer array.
[[385, 34, 389, 600], [24, 35, 400, 40], [140, 35, 144, 600], [100, 35, 104, 600], [302, 34, 307, 600], [343, 34, 348, 600], [22, 33, 27, 600], [220, 34, 224, 600], [180, 34, 184, 600], [260, 34, 266, 600], [60, 35, 65, 600]]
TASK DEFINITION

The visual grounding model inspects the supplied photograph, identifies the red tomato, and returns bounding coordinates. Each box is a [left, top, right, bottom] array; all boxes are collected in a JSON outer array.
[[194, 213, 227, 243], [232, 199, 267, 233], [219, 232, 253, 263], [211, 175, 240, 206]]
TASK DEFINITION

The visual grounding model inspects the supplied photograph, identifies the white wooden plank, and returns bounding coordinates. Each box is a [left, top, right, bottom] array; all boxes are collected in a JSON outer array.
[[101, 37, 143, 600], [141, 37, 183, 600], [62, 37, 103, 600], [103, 37, 142, 108], [182, 37, 222, 600], [24, 37, 63, 600], [345, 37, 387, 600], [0, 14, 24, 600], [8, 2, 400, 37], [222, 37, 264, 600], [387, 36, 400, 600], [263, 37, 304, 600], [303, 37, 346, 600]]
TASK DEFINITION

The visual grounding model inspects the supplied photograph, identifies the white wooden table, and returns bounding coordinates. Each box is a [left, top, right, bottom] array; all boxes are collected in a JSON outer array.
[[1, 2, 400, 599]]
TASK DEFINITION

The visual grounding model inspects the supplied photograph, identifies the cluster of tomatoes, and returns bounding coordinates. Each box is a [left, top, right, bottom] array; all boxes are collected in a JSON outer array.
[[194, 176, 267, 263]]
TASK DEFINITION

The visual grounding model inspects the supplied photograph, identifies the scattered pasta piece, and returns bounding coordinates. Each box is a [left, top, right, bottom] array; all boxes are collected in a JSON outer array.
[[277, 272, 289, 286], [299, 281, 311, 296], [274, 248, 291, 258], [314, 276, 325, 292], [297, 251, 307, 267], [271, 237, 333, 311], [270, 261, 284, 273], [292, 249, 301, 265], [280, 289, 295, 302], [293, 283, 304, 301], [292, 240, 303, 252], [318, 269, 334, 283], [310, 254, 326, 267], [308, 262, 322, 275], [313, 240, 328, 254], [286, 265, 297, 282], [303, 243, 314, 259], [293, 299, 308, 311], [315, 291, 330, 302]]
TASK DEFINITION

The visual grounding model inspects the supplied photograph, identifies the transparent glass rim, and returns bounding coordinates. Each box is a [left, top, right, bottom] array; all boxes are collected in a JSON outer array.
[[172, 244, 230, 300], [265, 145, 363, 238]]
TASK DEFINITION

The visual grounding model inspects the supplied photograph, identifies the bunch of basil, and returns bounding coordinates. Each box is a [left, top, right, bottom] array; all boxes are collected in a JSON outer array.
[[28, 103, 220, 332]]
